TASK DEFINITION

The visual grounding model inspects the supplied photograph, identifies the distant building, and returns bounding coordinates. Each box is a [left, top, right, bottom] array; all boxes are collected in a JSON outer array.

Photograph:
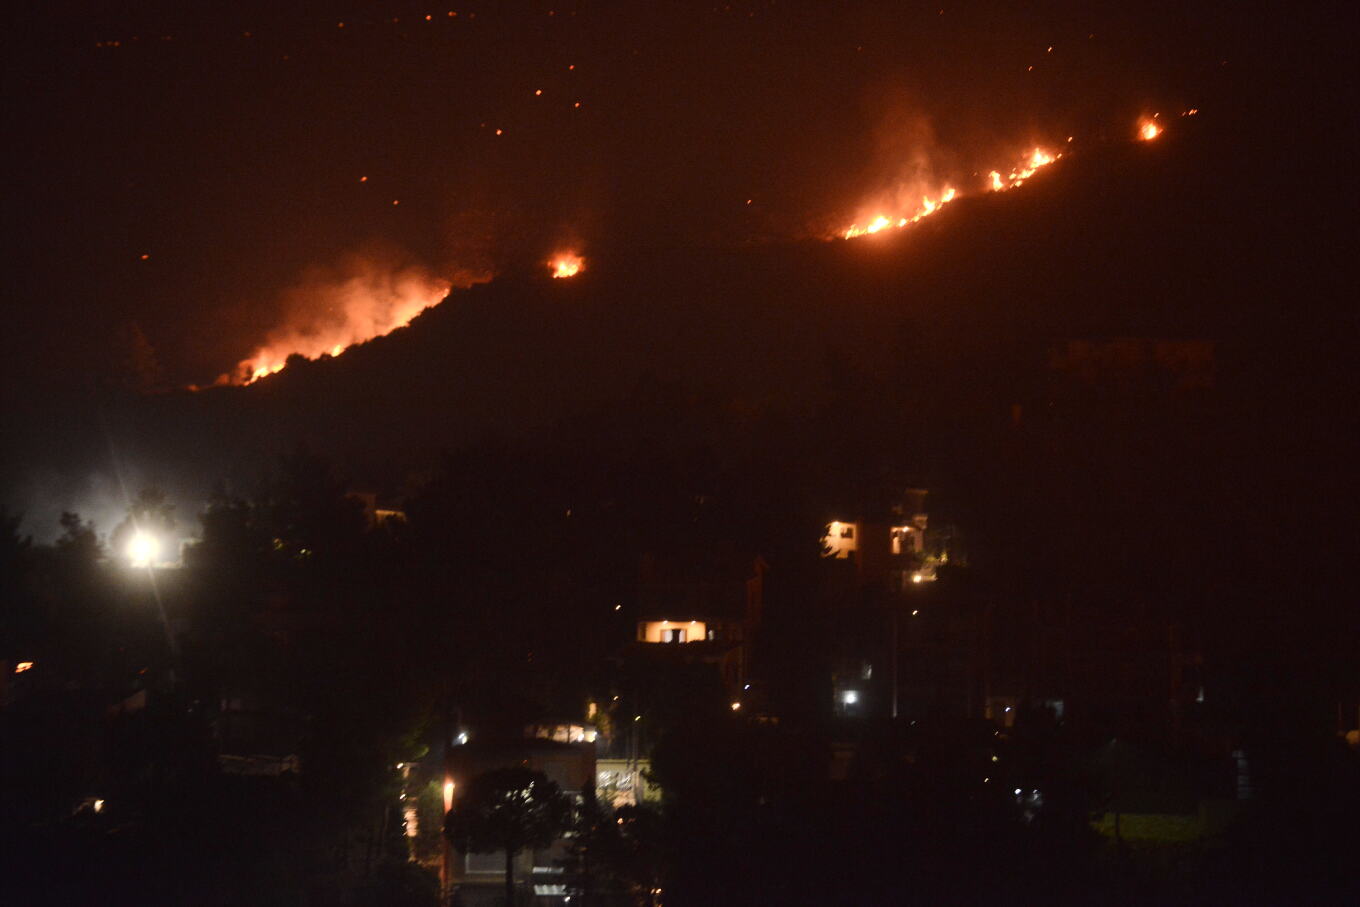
[[596, 757, 658, 809], [820, 488, 944, 590], [626, 552, 766, 700]]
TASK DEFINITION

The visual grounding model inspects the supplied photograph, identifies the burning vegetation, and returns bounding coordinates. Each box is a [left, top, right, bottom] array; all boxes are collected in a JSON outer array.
[[843, 145, 1061, 240], [550, 252, 585, 279], [231, 258, 467, 385]]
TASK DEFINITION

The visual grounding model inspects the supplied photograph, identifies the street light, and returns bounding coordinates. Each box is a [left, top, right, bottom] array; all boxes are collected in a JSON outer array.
[[127, 530, 160, 568]]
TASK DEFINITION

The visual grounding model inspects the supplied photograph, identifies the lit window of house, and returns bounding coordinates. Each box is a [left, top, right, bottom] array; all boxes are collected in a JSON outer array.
[[637, 620, 708, 643], [821, 521, 859, 559]]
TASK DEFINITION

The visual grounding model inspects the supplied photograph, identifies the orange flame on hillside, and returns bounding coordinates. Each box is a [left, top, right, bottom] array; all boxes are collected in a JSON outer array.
[[233, 260, 461, 384], [550, 252, 584, 279], [842, 146, 1059, 240]]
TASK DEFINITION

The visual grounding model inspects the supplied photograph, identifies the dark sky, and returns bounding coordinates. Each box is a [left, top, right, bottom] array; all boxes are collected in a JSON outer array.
[[6, 0, 1276, 391]]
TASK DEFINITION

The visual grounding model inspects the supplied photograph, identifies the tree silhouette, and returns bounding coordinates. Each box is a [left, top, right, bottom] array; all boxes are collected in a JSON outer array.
[[444, 767, 572, 906], [55, 511, 101, 564]]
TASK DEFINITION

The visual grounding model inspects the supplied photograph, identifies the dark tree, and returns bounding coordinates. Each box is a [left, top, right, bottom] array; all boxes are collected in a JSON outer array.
[[54, 511, 101, 564], [444, 767, 572, 906]]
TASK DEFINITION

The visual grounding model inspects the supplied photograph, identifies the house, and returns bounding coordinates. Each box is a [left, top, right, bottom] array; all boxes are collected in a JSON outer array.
[[626, 552, 766, 701], [820, 488, 944, 590]]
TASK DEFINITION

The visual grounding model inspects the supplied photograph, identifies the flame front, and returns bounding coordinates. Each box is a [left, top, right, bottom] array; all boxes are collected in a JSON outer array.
[[551, 252, 584, 279], [842, 147, 1059, 240], [235, 264, 455, 384]]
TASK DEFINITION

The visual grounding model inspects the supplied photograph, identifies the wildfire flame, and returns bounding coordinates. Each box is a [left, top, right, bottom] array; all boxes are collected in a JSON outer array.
[[843, 147, 1059, 240], [234, 262, 459, 384], [550, 252, 584, 279]]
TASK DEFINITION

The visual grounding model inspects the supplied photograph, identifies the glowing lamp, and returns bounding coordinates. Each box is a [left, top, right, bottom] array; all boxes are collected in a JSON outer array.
[[127, 530, 160, 567], [443, 780, 455, 813]]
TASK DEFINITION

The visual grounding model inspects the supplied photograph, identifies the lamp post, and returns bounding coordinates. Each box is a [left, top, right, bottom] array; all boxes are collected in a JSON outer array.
[[125, 528, 180, 686]]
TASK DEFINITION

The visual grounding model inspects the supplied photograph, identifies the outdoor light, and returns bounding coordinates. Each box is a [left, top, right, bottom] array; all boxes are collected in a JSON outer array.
[[93, 799, 105, 813], [842, 690, 859, 705], [730, 701, 741, 711], [14, 661, 34, 674], [443, 780, 455, 812], [127, 530, 160, 567], [911, 573, 923, 584]]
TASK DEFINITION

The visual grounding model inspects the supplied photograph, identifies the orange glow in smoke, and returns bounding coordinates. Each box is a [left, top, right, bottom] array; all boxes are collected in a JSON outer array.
[[236, 266, 456, 384], [550, 252, 584, 279]]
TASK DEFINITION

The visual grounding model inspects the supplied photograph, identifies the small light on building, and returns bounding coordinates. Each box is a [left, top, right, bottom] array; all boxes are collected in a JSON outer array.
[[743, 683, 751, 690], [911, 573, 924, 584], [1014, 788, 1022, 795], [14, 661, 34, 674], [614, 604, 621, 611], [730, 701, 741, 711], [634, 714, 641, 721], [991, 755, 999, 762], [443, 780, 455, 812], [911, 610, 919, 616], [455, 730, 469, 745], [841, 690, 859, 705], [93, 799, 105, 813]]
